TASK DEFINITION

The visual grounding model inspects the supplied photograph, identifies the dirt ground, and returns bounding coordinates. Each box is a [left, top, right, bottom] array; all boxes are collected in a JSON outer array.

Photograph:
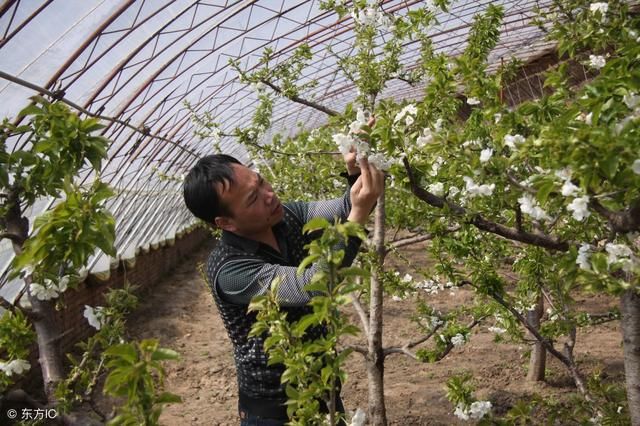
[[121, 238, 624, 425]]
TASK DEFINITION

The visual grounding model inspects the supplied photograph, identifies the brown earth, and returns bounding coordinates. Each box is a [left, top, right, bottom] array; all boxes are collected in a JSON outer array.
[[118, 238, 624, 425]]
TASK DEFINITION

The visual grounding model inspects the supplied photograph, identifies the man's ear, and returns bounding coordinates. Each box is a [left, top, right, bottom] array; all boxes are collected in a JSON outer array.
[[214, 216, 236, 232]]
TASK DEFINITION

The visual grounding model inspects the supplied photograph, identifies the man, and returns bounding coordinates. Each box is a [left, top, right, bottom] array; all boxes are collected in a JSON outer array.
[[183, 151, 383, 424]]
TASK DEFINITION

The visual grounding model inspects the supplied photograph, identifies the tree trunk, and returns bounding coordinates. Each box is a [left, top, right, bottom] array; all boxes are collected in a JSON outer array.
[[526, 295, 546, 382], [5, 199, 65, 402], [367, 190, 387, 425], [621, 289, 640, 425]]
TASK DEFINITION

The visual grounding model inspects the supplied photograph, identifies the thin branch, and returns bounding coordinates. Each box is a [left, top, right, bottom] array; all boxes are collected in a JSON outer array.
[[402, 158, 569, 251], [590, 198, 640, 233], [345, 344, 368, 356], [350, 290, 370, 336], [0, 231, 24, 244], [387, 226, 460, 252], [506, 171, 536, 194], [260, 79, 339, 117], [485, 284, 589, 397]]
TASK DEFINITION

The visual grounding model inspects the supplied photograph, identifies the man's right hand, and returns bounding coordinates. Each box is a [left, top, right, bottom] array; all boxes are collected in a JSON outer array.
[[347, 157, 384, 225]]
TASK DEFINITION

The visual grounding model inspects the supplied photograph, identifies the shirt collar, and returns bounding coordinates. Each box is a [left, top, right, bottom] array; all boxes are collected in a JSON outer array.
[[220, 218, 289, 254]]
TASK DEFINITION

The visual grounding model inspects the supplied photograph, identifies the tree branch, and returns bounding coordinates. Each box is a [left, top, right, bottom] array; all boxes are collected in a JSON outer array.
[[402, 158, 569, 251], [350, 290, 370, 336], [0, 231, 24, 244], [386, 226, 461, 254], [590, 198, 640, 233], [260, 79, 339, 117]]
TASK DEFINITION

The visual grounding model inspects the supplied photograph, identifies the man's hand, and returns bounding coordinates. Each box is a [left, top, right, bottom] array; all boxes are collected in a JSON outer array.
[[347, 157, 384, 225], [344, 116, 376, 175]]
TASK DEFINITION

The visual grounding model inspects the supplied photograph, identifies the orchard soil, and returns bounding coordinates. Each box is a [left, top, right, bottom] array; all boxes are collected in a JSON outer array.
[[115, 238, 623, 425]]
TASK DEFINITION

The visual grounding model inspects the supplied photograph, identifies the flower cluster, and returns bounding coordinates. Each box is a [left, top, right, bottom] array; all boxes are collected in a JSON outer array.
[[503, 133, 525, 150], [394, 104, 418, 127], [605, 243, 636, 272], [84, 305, 107, 330], [454, 401, 492, 421], [30, 276, 70, 301], [518, 193, 551, 221], [589, 54, 606, 69], [479, 148, 493, 163], [576, 243, 592, 270], [589, 2, 608, 15], [416, 277, 457, 295], [0, 359, 30, 377], [451, 333, 466, 347], [462, 176, 495, 198], [351, 3, 393, 31], [487, 326, 506, 335]]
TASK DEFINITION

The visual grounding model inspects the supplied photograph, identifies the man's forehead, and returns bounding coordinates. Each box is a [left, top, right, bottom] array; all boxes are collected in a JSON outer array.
[[215, 164, 254, 197]]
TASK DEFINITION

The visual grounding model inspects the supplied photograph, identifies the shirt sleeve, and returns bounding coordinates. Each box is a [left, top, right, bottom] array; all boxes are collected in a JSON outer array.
[[217, 236, 361, 307]]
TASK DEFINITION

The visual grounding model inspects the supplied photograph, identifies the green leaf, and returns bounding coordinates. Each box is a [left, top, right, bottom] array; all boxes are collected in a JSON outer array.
[[599, 151, 619, 180], [151, 348, 180, 361], [303, 217, 330, 234], [535, 179, 555, 204], [105, 343, 138, 364], [155, 392, 182, 404]]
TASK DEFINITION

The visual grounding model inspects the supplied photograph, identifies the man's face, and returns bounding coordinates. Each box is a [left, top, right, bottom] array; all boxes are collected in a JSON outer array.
[[214, 164, 284, 235]]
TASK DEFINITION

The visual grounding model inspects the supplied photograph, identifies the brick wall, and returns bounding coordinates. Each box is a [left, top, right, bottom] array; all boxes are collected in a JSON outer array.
[[56, 227, 210, 354]]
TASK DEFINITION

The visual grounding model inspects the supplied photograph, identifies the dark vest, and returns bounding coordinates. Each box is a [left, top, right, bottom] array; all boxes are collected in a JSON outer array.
[[205, 206, 322, 403]]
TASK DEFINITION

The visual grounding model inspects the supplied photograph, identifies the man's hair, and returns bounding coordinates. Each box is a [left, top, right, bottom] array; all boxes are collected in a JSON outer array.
[[183, 154, 242, 223]]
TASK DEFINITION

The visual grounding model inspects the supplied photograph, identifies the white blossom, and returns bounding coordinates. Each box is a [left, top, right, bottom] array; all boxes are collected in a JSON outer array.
[[56, 276, 70, 294], [518, 194, 551, 221], [561, 180, 580, 197], [466, 97, 480, 106], [623, 93, 640, 109], [349, 108, 369, 134], [589, 55, 606, 69], [554, 168, 573, 181], [405, 114, 415, 126], [454, 401, 492, 421], [488, 326, 506, 334], [463, 176, 495, 197], [632, 159, 640, 174], [503, 134, 525, 149], [430, 156, 445, 176], [333, 133, 355, 155], [577, 243, 592, 270], [605, 243, 633, 268], [589, 2, 608, 14], [416, 129, 434, 147], [468, 401, 492, 419], [0, 359, 30, 377], [462, 139, 481, 148], [454, 404, 470, 421], [30, 280, 59, 301], [367, 152, 394, 171], [494, 113, 502, 124], [479, 148, 493, 163], [427, 182, 444, 196], [567, 196, 591, 221], [417, 279, 444, 295], [350, 408, 366, 426], [394, 104, 418, 124], [430, 316, 444, 328], [434, 118, 444, 132], [84, 305, 106, 330], [451, 333, 466, 347]]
